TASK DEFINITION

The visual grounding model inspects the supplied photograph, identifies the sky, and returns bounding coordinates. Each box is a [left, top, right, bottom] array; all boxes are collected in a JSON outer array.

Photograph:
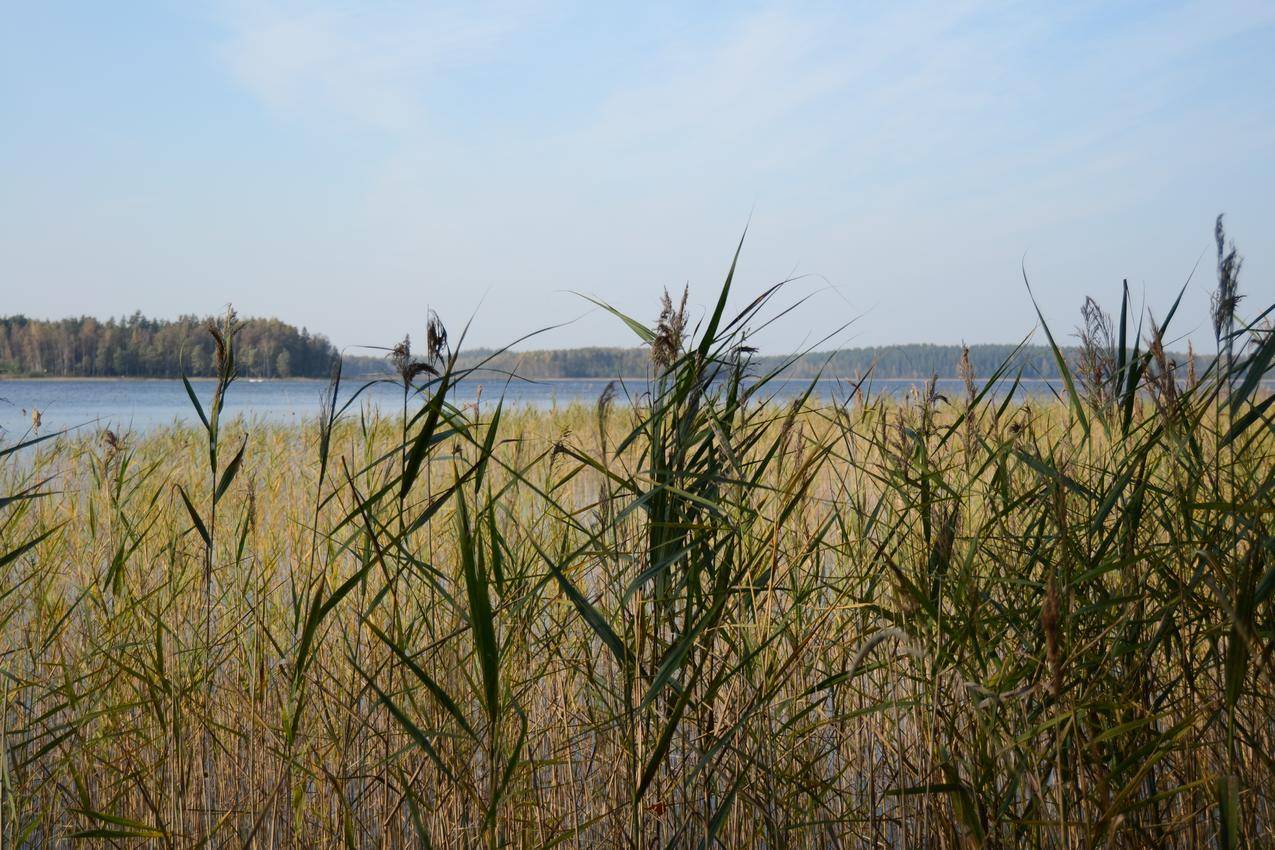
[[1, 1, 1272, 354]]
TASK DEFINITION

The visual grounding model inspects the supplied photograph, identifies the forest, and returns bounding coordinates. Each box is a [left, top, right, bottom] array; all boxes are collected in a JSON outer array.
[[351, 340, 1205, 382], [3, 312, 1203, 383], [0, 312, 338, 378]]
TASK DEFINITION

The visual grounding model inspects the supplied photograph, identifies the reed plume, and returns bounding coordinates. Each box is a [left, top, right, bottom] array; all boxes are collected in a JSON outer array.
[[1076, 295, 1116, 412], [651, 285, 688, 370], [1212, 214, 1244, 350]]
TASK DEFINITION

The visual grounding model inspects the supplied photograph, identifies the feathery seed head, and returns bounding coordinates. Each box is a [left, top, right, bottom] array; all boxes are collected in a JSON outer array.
[[1212, 214, 1244, 344], [651, 285, 689, 371], [426, 312, 448, 365]]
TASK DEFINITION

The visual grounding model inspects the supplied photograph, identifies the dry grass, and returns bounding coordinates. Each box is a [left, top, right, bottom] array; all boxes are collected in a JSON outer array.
[[1, 240, 1272, 848]]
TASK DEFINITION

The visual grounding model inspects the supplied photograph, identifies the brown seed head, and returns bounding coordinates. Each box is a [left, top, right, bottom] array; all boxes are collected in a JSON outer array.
[[651, 285, 689, 371], [426, 312, 448, 365], [1212, 214, 1244, 344], [1042, 574, 1061, 698]]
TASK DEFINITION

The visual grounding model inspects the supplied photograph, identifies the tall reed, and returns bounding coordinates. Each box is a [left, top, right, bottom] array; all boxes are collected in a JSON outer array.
[[0, 223, 1271, 847]]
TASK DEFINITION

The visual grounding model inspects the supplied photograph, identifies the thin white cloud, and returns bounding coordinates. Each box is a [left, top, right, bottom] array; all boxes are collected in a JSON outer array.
[[571, 3, 1005, 167], [217, 0, 544, 129], [171, 1, 1275, 348], [568, 0, 1275, 189]]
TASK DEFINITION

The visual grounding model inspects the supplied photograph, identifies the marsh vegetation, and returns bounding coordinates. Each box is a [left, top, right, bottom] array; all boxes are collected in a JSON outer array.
[[1, 224, 1272, 848]]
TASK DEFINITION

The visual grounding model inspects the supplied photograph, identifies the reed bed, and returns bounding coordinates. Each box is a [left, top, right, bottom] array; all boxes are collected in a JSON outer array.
[[1, 232, 1272, 848]]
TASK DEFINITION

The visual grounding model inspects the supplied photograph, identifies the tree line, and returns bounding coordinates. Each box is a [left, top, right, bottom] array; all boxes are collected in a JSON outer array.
[[349, 342, 1189, 381], [3, 313, 1202, 382], [0, 313, 338, 378]]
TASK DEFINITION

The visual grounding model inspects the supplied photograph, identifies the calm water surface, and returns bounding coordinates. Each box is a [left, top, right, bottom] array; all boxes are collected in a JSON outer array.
[[0, 376, 1061, 440]]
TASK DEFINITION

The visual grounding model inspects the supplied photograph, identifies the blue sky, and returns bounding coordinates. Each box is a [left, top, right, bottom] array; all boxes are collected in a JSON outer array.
[[2, 1, 1272, 353]]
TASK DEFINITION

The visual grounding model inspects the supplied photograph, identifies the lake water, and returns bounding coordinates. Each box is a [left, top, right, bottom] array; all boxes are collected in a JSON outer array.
[[0, 376, 1061, 440]]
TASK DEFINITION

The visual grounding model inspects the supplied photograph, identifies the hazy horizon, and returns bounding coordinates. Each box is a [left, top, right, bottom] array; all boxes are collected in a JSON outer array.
[[3, 2, 1272, 353]]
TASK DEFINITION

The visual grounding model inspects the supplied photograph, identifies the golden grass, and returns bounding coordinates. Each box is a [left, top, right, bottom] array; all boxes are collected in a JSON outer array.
[[0, 384, 1270, 849], [1, 254, 1272, 847]]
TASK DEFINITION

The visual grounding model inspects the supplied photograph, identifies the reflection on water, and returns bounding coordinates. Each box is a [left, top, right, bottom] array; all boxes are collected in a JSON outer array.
[[0, 376, 1060, 439]]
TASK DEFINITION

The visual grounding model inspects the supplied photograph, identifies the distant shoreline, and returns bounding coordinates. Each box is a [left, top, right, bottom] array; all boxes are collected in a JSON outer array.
[[0, 374, 1058, 383], [0, 375, 240, 382]]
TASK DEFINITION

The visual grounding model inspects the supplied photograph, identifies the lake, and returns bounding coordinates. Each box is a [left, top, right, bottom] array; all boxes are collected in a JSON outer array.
[[0, 375, 1062, 439]]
